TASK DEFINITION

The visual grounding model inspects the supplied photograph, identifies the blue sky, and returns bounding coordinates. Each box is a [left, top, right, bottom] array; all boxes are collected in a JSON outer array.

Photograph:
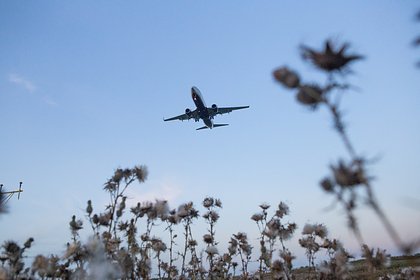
[[1, 1, 419, 268]]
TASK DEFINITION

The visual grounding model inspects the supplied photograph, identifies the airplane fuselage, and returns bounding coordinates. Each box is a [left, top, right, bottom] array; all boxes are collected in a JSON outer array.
[[191, 86, 213, 128]]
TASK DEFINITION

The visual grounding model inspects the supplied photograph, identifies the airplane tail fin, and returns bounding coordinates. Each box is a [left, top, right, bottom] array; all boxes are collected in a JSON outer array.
[[196, 124, 229, 130]]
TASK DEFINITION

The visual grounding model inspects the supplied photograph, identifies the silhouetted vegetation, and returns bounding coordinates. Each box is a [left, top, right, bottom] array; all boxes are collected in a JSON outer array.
[[415, 10, 420, 67], [273, 39, 419, 258]]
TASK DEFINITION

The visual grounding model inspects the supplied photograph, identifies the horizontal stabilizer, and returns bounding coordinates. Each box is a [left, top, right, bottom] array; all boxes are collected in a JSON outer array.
[[196, 124, 229, 130], [213, 124, 229, 128]]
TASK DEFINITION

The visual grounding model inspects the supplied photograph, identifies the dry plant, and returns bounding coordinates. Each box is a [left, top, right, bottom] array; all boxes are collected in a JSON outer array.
[[415, 10, 420, 67], [1, 164, 418, 279], [251, 202, 296, 279], [273, 38, 420, 276]]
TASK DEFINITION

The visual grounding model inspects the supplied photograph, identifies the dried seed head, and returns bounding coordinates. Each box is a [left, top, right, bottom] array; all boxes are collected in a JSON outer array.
[[251, 213, 264, 222], [280, 249, 295, 268], [301, 40, 363, 72], [176, 202, 199, 220], [203, 197, 214, 208], [314, 224, 328, 239], [203, 234, 214, 244], [167, 213, 179, 224], [302, 223, 315, 235], [86, 200, 93, 216], [155, 200, 169, 219], [214, 198, 222, 208], [233, 232, 248, 243], [134, 165, 148, 183], [243, 244, 253, 256], [276, 202, 289, 218], [32, 255, 49, 276], [112, 168, 124, 183], [273, 67, 300, 88], [151, 238, 167, 253], [207, 210, 219, 222], [188, 239, 197, 247], [331, 160, 366, 187], [271, 259, 284, 279], [279, 223, 297, 240], [3, 241, 20, 256], [299, 236, 320, 252], [320, 177, 335, 192], [122, 168, 132, 181], [296, 85, 324, 107]]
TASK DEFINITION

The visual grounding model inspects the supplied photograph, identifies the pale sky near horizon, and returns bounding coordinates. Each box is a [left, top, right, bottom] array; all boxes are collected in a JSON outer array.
[[1, 1, 420, 270]]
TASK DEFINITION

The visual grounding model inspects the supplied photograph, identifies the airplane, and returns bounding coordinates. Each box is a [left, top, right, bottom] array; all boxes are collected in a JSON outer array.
[[164, 86, 249, 130]]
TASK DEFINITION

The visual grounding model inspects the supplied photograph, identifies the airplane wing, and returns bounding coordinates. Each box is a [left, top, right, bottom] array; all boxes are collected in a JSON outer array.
[[164, 109, 198, 121], [208, 106, 249, 117]]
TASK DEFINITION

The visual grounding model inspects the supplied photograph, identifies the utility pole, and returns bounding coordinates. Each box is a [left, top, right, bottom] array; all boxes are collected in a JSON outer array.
[[0, 182, 23, 205]]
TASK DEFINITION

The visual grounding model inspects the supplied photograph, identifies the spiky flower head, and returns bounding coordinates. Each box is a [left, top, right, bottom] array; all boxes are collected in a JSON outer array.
[[112, 168, 124, 183], [188, 239, 198, 247], [276, 202, 289, 218], [203, 197, 214, 208], [301, 40, 363, 72], [299, 236, 320, 252], [233, 232, 248, 243], [314, 224, 328, 239], [151, 238, 167, 253], [330, 160, 366, 188], [134, 165, 148, 183], [3, 241, 20, 256], [203, 210, 219, 223], [176, 202, 199, 220], [251, 213, 264, 222], [279, 222, 297, 241], [203, 234, 214, 244], [214, 198, 222, 208]]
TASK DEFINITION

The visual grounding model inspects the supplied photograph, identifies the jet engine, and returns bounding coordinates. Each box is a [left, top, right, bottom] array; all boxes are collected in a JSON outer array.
[[185, 108, 192, 116], [211, 104, 218, 113]]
